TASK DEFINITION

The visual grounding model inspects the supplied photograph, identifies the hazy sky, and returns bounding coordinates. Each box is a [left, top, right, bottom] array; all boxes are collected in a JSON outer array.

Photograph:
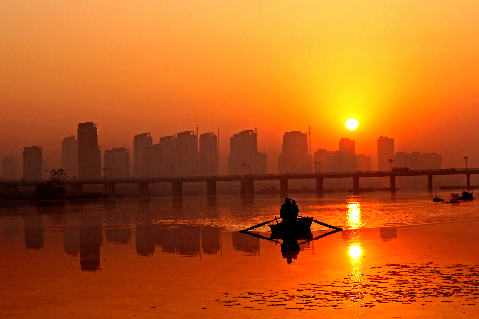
[[1, 0, 478, 172]]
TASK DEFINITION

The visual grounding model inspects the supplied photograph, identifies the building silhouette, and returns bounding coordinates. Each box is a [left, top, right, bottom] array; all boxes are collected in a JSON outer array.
[[2, 156, 19, 180], [77, 122, 101, 179], [331, 138, 355, 172], [355, 154, 372, 171], [23, 146, 42, 181], [144, 143, 161, 177], [133, 133, 152, 177], [62, 135, 78, 179], [175, 131, 199, 177], [159, 135, 175, 177], [228, 130, 267, 175], [278, 131, 311, 174], [394, 151, 442, 169], [104, 147, 129, 178], [199, 132, 218, 176], [377, 136, 394, 171], [313, 148, 334, 173]]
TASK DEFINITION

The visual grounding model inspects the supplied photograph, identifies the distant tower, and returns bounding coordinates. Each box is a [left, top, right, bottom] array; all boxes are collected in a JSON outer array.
[[228, 130, 267, 175], [77, 122, 101, 179], [377, 136, 394, 171], [133, 133, 153, 177], [278, 131, 311, 174], [62, 135, 78, 179], [23, 146, 43, 181], [3, 156, 19, 180], [199, 132, 218, 176]]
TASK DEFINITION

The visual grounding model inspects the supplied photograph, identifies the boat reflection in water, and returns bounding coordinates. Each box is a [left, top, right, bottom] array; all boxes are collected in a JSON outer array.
[[239, 227, 341, 264]]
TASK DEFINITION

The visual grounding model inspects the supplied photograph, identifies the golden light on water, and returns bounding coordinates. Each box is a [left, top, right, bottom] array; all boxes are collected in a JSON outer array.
[[346, 199, 363, 229], [349, 245, 362, 259]]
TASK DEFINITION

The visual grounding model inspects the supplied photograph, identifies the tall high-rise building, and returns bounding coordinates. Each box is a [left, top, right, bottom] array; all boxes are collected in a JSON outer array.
[[175, 131, 199, 176], [133, 133, 152, 177], [377, 136, 394, 171], [23, 146, 42, 181], [228, 130, 267, 175], [62, 135, 78, 179], [159, 136, 175, 177], [2, 156, 19, 180], [78, 122, 101, 179], [199, 132, 218, 176], [104, 148, 129, 178], [335, 138, 356, 172], [144, 143, 161, 177], [278, 131, 311, 174]]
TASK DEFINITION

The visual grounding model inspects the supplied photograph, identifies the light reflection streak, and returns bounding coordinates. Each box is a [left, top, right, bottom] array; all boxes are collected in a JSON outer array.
[[346, 198, 364, 229]]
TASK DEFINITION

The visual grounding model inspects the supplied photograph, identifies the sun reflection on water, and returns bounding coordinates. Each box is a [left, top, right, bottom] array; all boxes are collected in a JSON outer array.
[[346, 198, 364, 229]]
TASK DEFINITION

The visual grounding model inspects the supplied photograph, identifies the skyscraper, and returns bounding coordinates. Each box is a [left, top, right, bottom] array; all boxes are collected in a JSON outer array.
[[336, 138, 356, 172], [77, 122, 101, 179], [23, 146, 42, 181], [133, 133, 152, 177], [104, 148, 129, 178], [228, 130, 267, 175], [62, 135, 78, 179], [159, 135, 175, 177], [377, 136, 394, 171], [278, 131, 311, 174], [175, 131, 199, 176], [199, 132, 218, 176]]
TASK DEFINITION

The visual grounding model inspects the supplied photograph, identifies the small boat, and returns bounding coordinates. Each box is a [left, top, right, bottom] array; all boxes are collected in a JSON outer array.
[[269, 217, 313, 239], [433, 194, 444, 202], [458, 191, 474, 200]]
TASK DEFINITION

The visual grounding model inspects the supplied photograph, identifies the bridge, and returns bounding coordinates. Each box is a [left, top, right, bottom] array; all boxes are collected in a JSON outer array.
[[1, 168, 477, 200]]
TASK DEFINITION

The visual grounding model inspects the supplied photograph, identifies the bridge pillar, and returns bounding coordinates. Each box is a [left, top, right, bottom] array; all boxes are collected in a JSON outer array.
[[172, 181, 182, 201], [103, 183, 115, 196], [240, 178, 255, 197], [316, 177, 324, 196], [390, 175, 396, 193], [467, 174, 471, 190], [70, 184, 83, 195], [138, 182, 149, 196], [279, 178, 288, 198], [352, 176, 360, 194], [427, 175, 433, 193], [206, 180, 216, 198]]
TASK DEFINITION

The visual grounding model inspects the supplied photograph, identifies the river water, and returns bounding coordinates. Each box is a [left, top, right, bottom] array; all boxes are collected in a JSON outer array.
[[1, 191, 479, 318]]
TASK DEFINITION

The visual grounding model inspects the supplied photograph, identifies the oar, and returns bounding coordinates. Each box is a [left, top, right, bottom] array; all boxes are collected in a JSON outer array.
[[312, 219, 343, 231], [239, 230, 279, 243], [241, 218, 277, 232]]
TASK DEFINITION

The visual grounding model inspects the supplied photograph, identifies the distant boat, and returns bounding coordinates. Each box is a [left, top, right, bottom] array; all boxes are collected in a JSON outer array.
[[433, 194, 444, 202], [458, 191, 474, 201]]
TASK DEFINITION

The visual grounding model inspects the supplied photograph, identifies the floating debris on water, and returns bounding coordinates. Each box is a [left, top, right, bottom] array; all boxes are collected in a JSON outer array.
[[217, 263, 479, 310]]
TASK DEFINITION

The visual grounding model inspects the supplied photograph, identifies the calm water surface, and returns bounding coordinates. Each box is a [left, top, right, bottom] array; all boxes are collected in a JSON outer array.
[[1, 191, 479, 318]]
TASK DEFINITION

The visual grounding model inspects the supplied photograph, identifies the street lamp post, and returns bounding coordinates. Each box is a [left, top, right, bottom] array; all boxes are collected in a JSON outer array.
[[464, 156, 469, 170]]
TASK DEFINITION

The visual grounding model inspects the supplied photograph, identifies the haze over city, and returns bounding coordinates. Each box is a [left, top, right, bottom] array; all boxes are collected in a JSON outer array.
[[1, 0, 479, 173]]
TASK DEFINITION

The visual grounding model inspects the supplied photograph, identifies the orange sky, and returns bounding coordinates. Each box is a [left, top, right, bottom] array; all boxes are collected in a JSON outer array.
[[1, 0, 478, 172]]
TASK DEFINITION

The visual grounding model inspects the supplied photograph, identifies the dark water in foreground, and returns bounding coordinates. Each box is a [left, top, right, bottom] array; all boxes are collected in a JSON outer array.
[[1, 191, 479, 318]]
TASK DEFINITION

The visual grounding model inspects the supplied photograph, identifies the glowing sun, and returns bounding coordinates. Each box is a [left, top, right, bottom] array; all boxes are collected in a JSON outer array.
[[346, 118, 358, 130]]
